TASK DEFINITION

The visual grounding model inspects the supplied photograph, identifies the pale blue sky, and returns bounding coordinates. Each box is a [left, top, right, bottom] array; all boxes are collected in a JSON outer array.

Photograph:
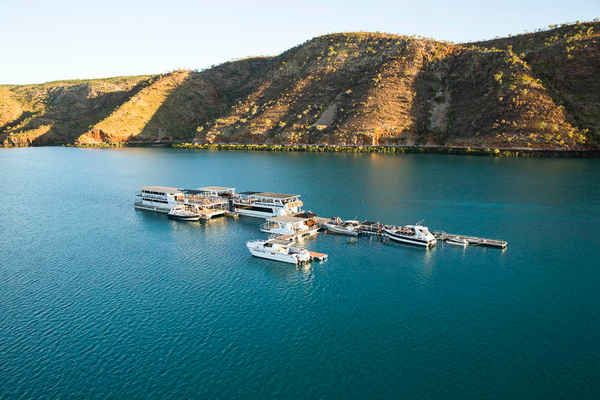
[[1, 0, 598, 84]]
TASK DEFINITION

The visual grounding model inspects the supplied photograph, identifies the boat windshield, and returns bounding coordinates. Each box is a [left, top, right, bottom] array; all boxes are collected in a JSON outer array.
[[399, 227, 415, 235]]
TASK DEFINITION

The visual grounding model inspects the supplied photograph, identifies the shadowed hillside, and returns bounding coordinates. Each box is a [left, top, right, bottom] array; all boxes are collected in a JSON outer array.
[[2, 21, 599, 149], [472, 21, 600, 146], [0, 76, 156, 146]]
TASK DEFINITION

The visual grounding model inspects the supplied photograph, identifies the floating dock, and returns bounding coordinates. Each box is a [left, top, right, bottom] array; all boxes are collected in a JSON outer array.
[[433, 232, 508, 249], [317, 217, 507, 249], [135, 185, 509, 266], [308, 251, 328, 262]]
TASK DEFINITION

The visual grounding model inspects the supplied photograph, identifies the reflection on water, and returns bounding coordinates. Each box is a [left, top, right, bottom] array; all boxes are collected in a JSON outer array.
[[1, 148, 599, 399]]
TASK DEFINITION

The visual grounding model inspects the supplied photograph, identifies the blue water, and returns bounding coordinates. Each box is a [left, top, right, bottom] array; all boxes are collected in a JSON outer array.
[[1, 147, 599, 399]]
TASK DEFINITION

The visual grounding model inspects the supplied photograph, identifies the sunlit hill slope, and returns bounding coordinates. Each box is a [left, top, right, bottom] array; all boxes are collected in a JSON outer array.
[[1, 21, 599, 150]]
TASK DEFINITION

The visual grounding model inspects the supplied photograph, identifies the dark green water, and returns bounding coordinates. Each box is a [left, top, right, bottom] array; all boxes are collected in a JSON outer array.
[[1, 148, 599, 399]]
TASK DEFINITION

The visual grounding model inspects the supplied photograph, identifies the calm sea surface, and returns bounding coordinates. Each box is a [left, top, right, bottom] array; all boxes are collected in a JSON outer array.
[[1, 147, 599, 399]]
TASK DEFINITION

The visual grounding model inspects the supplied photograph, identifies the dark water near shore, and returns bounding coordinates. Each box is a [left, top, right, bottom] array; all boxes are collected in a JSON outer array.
[[1, 147, 599, 399]]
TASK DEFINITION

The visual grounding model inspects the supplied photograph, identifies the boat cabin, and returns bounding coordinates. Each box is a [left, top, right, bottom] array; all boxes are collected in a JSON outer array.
[[399, 225, 432, 237], [139, 186, 184, 203], [233, 191, 304, 217], [135, 186, 185, 213], [261, 215, 317, 236], [237, 192, 302, 206]]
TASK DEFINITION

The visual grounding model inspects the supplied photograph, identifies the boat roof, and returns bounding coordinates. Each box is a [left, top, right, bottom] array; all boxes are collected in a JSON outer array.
[[267, 216, 308, 223], [269, 239, 294, 246], [196, 186, 235, 192], [240, 191, 299, 199], [141, 186, 181, 194]]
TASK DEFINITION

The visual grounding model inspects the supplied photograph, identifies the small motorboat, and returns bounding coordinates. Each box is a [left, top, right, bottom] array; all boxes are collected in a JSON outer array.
[[323, 217, 360, 236], [384, 224, 436, 248], [168, 205, 201, 221], [246, 239, 311, 265], [446, 237, 469, 247]]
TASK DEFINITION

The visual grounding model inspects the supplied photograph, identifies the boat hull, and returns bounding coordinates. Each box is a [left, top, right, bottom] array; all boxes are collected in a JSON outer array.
[[446, 239, 468, 246], [248, 248, 298, 264], [168, 214, 201, 221], [234, 208, 281, 219], [134, 202, 171, 214], [247, 247, 303, 264], [384, 230, 436, 248], [233, 202, 299, 219], [323, 223, 359, 236]]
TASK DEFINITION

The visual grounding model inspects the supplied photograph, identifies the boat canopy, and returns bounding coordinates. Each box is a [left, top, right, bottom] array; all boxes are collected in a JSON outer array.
[[195, 186, 236, 195], [240, 191, 299, 200], [141, 186, 182, 194]]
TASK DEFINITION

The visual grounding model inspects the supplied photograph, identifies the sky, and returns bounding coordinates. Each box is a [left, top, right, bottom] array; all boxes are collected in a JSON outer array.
[[1, 0, 598, 84]]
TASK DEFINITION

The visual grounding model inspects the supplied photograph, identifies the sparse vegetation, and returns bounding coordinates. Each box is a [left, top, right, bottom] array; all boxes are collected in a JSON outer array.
[[2, 22, 599, 151]]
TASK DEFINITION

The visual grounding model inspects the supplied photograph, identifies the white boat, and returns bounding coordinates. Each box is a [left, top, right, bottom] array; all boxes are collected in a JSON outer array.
[[233, 192, 303, 218], [260, 216, 319, 239], [168, 205, 201, 221], [384, 224, 437, 248], [246, 239, 311, 265], [134, 186, 184, 213], [446, 237, 469, 247], [323, 217, 360, 236]]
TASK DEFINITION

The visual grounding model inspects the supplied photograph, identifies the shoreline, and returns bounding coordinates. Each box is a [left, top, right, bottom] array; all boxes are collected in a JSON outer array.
[[4, 142, 599, 158], [169, 142, 600, 158]]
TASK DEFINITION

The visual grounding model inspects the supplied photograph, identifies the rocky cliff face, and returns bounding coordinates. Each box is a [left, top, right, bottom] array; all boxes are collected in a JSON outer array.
[[2, 22, 599, 149]]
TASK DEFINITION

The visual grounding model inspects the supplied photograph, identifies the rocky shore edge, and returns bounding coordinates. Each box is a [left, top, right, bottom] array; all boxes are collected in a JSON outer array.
[[48, 142, 600, 158]]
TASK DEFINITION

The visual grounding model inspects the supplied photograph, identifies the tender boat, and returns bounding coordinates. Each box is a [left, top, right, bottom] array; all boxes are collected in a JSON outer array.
[[384, 224, 437, 248], [260, 215, 319, 239], [246, 239, 311, 265], [168, 205, 201, 221], [323, 217, 361, 236]]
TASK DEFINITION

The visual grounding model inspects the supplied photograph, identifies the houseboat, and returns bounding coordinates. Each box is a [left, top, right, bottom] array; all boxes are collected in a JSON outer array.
[[233, 192, 303, 218], [383, 224, 437, 248], [246, 239, 311, 265], [260, 216, 319, 239], [182, 186, 233, 219], [134, 186, 184, 213]]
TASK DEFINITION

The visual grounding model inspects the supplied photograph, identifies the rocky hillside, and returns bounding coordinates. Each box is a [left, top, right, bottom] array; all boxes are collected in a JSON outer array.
[[2, 21, 599, 149]]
